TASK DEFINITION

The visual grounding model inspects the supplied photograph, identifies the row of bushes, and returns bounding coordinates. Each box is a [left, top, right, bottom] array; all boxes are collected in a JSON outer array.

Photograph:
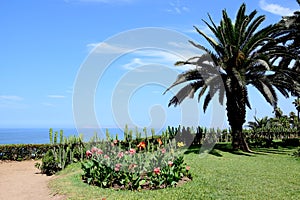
[[0, 144, 51, 161]]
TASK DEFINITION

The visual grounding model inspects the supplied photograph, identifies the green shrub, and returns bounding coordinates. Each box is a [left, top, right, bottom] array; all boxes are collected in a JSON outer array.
[[36, 129, 85, 175], [0, 144, 51, 160], [36, 149, 60, 175]]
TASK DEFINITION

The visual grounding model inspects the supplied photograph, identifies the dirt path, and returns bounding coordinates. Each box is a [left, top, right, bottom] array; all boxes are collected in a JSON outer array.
[[0, 160, 65, 200]]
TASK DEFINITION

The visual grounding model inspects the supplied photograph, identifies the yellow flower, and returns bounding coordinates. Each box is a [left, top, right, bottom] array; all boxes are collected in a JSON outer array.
[[177, 142, 185, 147]]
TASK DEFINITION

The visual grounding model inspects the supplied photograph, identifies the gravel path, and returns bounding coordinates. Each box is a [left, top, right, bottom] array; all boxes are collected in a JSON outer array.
[[0, 160, 65, 200]]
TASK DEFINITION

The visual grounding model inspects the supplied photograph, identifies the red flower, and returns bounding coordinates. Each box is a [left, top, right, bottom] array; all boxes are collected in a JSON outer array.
[[168, 161, 173, 167], [186, 166, 190, 171], [137, 141, 146, 150], [157, 138, 163, 146], [86, 150, 92, 158], [153, 167, 160, 175], [129, 148, 136, 155]]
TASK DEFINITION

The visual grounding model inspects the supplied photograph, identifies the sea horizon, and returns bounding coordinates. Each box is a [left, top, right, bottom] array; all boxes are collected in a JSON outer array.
[[0, 127, 165, 145]]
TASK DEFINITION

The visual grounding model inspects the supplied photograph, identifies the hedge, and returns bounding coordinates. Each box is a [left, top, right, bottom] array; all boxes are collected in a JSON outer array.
[[0, 144, 52, 161]]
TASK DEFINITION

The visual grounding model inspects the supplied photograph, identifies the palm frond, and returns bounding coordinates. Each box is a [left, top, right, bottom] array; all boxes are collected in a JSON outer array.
[[163, 69, 204, 94], [168, 81, 204, 107]]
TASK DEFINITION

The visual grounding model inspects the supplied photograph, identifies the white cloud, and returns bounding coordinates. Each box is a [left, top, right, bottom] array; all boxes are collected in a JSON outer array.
[[0, 95, 27, 109], [87, 42, 129, 54], [166, 0, 189, 14], [121, 48, 200, 72], [123, 58, 145, 70], [259, 0, 296, 16], [48, 95, 66, 99], [0, 95, 23, 101]]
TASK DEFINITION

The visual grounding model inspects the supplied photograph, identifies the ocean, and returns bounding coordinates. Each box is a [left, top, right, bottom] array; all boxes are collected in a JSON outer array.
[[0, 128, 125, 145], [0, 127, 164, 145]]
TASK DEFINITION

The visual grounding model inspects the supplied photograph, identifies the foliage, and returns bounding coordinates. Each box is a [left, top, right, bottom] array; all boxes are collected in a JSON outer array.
[[36, 129, 85, 175], [81, 139, 191, 190], [0, 144, 51, 161], [247, 114, 299, 147], [36, 149, 60, 175]]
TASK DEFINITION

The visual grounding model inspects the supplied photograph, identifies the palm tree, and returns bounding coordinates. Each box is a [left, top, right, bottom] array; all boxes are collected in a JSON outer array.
[[293, 98, 300, 121], [278, 0, 300, 130], [273, 107, 283, 118], [164, 4, 300, 152]]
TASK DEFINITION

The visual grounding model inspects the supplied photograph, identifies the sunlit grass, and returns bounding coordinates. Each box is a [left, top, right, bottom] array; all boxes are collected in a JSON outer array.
[[49, 144, 300, 200]]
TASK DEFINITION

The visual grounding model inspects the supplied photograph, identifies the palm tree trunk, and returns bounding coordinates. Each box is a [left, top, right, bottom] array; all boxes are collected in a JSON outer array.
[[297, 97, 300, 122], [226, 88, 251, 152]]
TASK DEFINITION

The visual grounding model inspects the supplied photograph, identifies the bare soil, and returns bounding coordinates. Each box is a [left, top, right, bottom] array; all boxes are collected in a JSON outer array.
[[0, 160, 65, 200]]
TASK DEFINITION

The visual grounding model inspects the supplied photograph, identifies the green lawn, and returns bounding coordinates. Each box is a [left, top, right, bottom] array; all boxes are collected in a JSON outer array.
[[49, 145, 300, 200]]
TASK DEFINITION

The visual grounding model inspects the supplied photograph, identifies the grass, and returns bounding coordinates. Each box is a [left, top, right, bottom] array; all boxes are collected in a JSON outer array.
[[49, 144, 300, 200]]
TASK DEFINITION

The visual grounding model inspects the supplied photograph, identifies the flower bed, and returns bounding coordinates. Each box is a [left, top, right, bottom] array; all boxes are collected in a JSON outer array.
[[81, 139, 192, 190]]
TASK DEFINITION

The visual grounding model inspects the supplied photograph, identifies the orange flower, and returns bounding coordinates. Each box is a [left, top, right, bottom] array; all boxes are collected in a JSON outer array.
[[157, 138, 163, 145], [137, 141, 146, 149]]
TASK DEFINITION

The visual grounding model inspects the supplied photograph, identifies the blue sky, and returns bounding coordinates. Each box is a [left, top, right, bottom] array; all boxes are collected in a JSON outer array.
[[0, 0, 299, 130]]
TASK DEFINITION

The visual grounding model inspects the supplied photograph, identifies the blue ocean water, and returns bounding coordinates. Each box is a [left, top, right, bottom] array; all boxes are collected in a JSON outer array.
[[0, 128, 125, 144], [0, 127, 164, 144]]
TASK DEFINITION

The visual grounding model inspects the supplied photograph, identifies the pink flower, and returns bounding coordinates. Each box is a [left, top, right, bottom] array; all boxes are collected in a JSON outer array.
[[153, 167, 160, 175], [96, 149, 103, 155], [161, 148, 166, 154], [129, 148, 136, 155], [186, 166, 190, 171], [115, 163, 122, 168], [114, 163, 122, 172], [168, 161, 173, 167], [91, 147, 98, 153], [125, 151, 129, 154], [113, 139, 118, 144], [104, 155, 109, 159], [86, 150, 92, 158], [117, 152, 124, 158]]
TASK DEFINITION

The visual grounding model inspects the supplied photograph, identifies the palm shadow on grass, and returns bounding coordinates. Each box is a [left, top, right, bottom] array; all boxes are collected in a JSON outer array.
[[184, 143, 254, 157], [184, 142, 297, 157]]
